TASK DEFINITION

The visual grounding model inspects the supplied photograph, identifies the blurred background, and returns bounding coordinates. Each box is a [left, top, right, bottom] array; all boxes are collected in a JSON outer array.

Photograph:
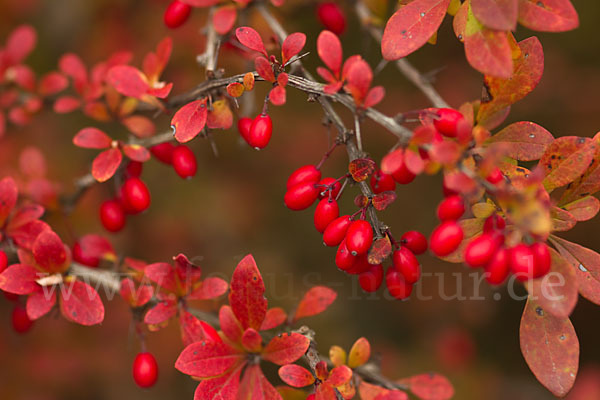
[[0, 0, 599, 399]]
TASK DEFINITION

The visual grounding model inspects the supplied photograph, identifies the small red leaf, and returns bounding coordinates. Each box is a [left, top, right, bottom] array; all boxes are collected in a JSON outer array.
[[144, 262, 178, 292], [404, 149, 425, 175], [281, 32, 306, 65], [73, 127, 112, 149], [372, 191, 397, 211], [92, 148, 122, 182], [349, 158, 376, 182], [293, 286, 337, 322], [106, 65, 149, 98], [262, 332, 310, 365], [122, 144, 151, 162], [194, 365, 243, 400], [520, 297, 579, 397], [144, 296, 177, 326], [26, 288, 56, 320], [235, 27, 267, 56], [278, 364, 315, 388], [327, 365, 352, 387], [344, 58, 372, 106], [122, 115, 156, 138], [229, 254, 267, 331], [38, 72, 68, 96], [368, 236, 392, 264], [242, 328, 263, 352], [119, 278, 153, 307], [75, 234, 116, 264], [399, 373, 454, 400], [180, 310, 221, 346], [33, 230, 70, 274], [471, 0, 518, 30], [4, 25, 37, 65], [270, 85, 287, 106], [188, 276, 228, 300], [317, 30, 343, 76], [0, 264, 40, 295], [464, 23, 513, 79], [518, 0, 578, 32], [561, 196, 600, 222], [239, 364, 280, 399], [381, 0, 451, 60], [364, 86, 385, 108], [175, 340, 244, 379], [0, 176, 18, 227], [58, 53, 87, 89], [60, 279, 105, 326], [172, 98, 208, 143], [213, 5, 237, 35], [219, 305, 244, 343], [255, 56, 275, 82], [260, 307, 287, 330], [485, 121, 554, 161]]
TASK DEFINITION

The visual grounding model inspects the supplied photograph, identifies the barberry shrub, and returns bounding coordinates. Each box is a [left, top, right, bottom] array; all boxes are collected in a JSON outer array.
[[0, 0, 598, 399]]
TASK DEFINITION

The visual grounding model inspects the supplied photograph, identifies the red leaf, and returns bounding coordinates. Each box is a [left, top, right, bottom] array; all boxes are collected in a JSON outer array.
[[550, 206, 576, 232], [19, 147, 46, 178], [520, 297, 579, 397], [0, 264, 39, 295], [60, 279, 105, 326], [0, 176, 18, 227], [180, 309, 221, 346], [518, 0, 578, 32], [10, 220, 50, 251], [219, 305, 244, 343], [381, 0, 451, 60], [59, 53, 88, 90], [122, 144, 151, 162], [372, 191, 397, 211], [471, 0, 518, 30], [293, 286, 337, 322], [317, 30, 343, 76], [540, 136, 597, 192], [144, 296, 177, 326], [241, 328, 263, 352], [381, 148, 404, 175], [464, 22, 513, 79], [239, 364, 281, 400], [207, 99, 233, 130], [278, 364, 315, 388], [213, 6, 237, 35], [368, 236, 392, 264], [194, 365, 243, 400], [525, 249, 577, 318], [144, 262, 178, 292], [260, 307, 287, 331], [560, 135, 600, 204], [33, 230, 70, 274], [255, 56, 275, 82], [92, 148, 122, 182], [76, 234, 116, 263], [4, 25, 37, 65], [228, 254, 267, 331], [404, 149, 424, 175], [122, 115, 156, 138], [180, 0, 220, 6], [243, 72, 255, 90], [429, 140, 461, 166], [270, 86, 287, 106], [281, 32, 306, 65], [175, 340, 244, 379], [485, 121, 554, 161], [344, 58, 372, 106], [349, 158, 376, 182], [142, 37, 172, 80], [262, 332, 310, 365], [477, 36, 544, 123], [360, 381, 409, 400], [172, 98, 208, 143], [327, 365, 352, 387], [119, 278, 153, 307], [27, 288, 56, 320], [364, 86, 385, 108], [106, 65, 149, 98], [399, 373, 454, 400], [561, 196, 600, 222], [188, 276, 229, 300], [38, 72, 68, 96], [235, 27, 267, 56], [73, 127, 112, 149]]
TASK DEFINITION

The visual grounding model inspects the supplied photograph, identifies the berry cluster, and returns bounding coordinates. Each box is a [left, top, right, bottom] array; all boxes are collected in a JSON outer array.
[[237, 113, 273, 150], [430, 195, 465, 257], [100, 171, 150, 233]]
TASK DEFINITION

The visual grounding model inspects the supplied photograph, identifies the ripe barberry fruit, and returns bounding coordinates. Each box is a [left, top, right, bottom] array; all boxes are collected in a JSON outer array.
[[237, 117, 253, 142], [335, 239, 356, 271], [316, 2, 346, 35], [386, 267, 413, 300], [314, 199, 339, 233], [345, 220, 374, 255], [121, 177, 151, 214], [531, 242, 551, 278], [442, 179, 458, 197], [0, 250, 7, 273], [392, 161, 416, 185], [370, 170, 396, 194], [433, 108, 464, 138], [132, 352, 159, 388], [151, 142, 176, 165], [484, 248, 509, 285], [483, 214, 506, 233], [317, 177, 342, 199], [509, 244, 535, 281], [430, 221, 464, 257], [125, 161, 143, 178], [284, 182, 319, 211], [323, 215, 352, 247], [401, 231, 428, 255], [100, 199, 126, 232], [393, 247, 421, 284], [359, 264, 384, 292], [287, 165, 321, 190], [346, 254, 372, 275], [12, 305, 33, 334], [164, 0, 191, 29], [436, 195, 465, 221], [464, 234, 500, 268], [172, 145, 197, 179], [247, 114, 273, 149], [486, 168, 504, 185], [73, 241, 99, 268]]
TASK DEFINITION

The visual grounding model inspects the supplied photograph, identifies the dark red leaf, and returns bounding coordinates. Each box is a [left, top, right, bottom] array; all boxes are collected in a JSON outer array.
[[518, 0, 578, 32], [235, 27, 267, 56], [73, 127, 112, 149], [172, 98, 208, 143], [281, 32, 306, 65], [92, 148, 122, 182], [60, 279, 105, 326], [293, 286, 337, 322], [372, 191, 397, 211], [228, 254, 267, 331], [349, 158, 376, 182]]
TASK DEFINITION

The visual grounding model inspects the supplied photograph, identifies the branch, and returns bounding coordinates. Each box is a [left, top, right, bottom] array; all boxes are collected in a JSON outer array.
[[354, 2, 450, 109]]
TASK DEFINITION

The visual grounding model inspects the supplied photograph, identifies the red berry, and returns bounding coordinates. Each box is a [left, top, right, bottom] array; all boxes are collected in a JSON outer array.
[[483, 214, 506, 233], [359, 264, 384, 292], [12, 305, 33, 334], [335, 239, 356, 271], [345, 254, 371, 275], [0, 250, 7, 273], [316, 2, 346, 35], [486, 168, 504, 185], [133, 352, 159, 388], [436, 195, 465, 221], [509, 244, 535, 281], [314, 199, 339, 233], [386, 267, 413, 300], [317, 177, 342, 199], [442, 179, 458, 197], [464, 234, 500, 268], [172, 145, 197, 179], [164, 0, 191, 29], [430, 221, 464, 257], [121, 177, 151, 214], [370, 170, 396, 194], [433, 108, 464, 138], [531, 242, 551, 278], [125, 161, 143, 178], [237, 117, 253, 142], [100, 199, 126, 232], [392, 161, 416, 185], [484, 248, 509, 285], [247, 114, 273, 149], [73, 242, 98, 268], [323, 215, 352, 247], [284, 182, 319, 211], [393, 247, 421, 284], [345, 220, 373, 255], [151, 142, 176, 165], [401, 231, 428, 255], [287, 165, 321, 190]]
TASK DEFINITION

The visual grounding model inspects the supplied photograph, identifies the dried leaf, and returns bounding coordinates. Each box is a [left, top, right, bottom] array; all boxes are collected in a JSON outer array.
[[227, 82, 245, 97], [372, 191, 397, 211], [349, 158, 376, 182], [368, 236, 392, 264]]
